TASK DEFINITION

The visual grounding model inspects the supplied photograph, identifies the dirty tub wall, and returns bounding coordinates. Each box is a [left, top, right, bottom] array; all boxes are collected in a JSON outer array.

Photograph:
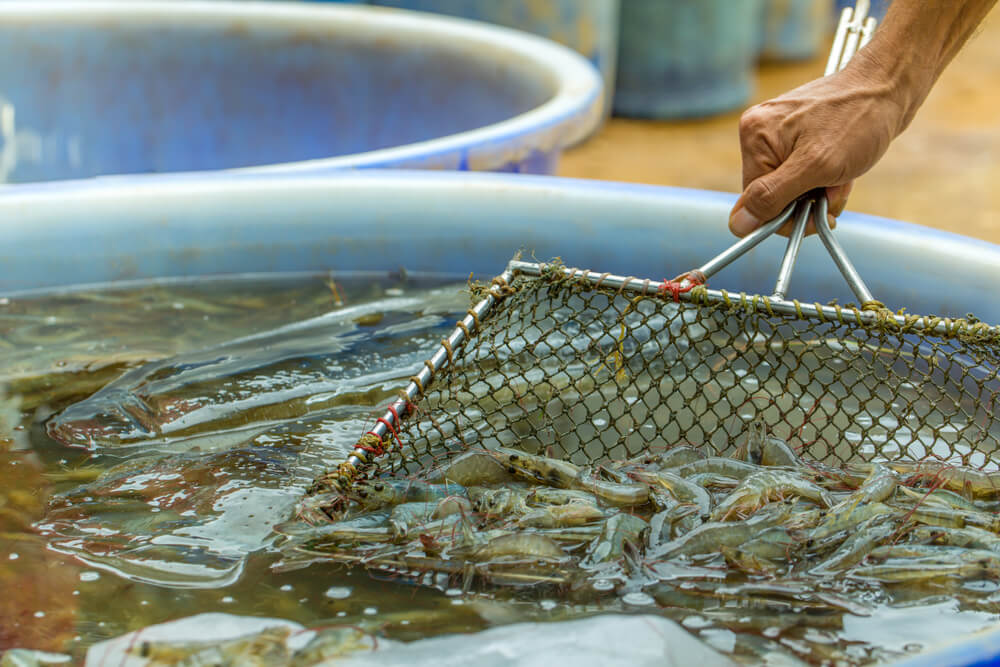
[[758, 0, 831, 61], [3, 171, 1000, 667], [0, 2, 603, 183], [367, 0, 620, 122], [614, 0, 765, 119]]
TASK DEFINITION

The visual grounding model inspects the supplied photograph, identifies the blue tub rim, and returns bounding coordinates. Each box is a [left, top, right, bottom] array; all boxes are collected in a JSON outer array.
[[0, 1, 604, 174], [2, 168, 997, 259]]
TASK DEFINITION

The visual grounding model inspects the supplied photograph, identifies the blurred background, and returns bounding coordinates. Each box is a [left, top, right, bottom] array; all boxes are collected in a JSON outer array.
[[560, 0, 1000, 246], [0, 0, 996, 243], [357, 0, 997, 243], [312, 0, 999, 244]]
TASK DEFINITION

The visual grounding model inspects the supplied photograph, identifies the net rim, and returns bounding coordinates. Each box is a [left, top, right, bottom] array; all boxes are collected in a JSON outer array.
[[509, 260, 1000, 344], [318, 258, 1000, 494]]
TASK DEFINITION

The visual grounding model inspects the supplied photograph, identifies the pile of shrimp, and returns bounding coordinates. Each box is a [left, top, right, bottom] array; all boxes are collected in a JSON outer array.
[[278, 420, 1000, 665]]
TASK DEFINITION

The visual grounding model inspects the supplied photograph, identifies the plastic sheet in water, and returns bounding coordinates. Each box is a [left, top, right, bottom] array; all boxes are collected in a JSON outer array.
[[83, 612, 733, 667]]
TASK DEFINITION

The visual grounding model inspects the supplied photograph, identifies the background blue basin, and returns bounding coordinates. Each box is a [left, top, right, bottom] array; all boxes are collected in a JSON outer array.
[[0, 2, 602, 182], [367, 0, 620, 122]]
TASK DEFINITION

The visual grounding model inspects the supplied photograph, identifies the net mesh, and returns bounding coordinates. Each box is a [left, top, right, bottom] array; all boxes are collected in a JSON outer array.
[[310, 260, 1000, 494]]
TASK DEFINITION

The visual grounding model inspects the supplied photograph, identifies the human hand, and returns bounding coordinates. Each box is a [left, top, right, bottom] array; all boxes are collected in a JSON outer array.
[[729, 55, 906, 237]]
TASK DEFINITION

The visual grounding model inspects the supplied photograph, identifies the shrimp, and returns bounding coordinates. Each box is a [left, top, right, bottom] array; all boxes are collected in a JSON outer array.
[[468, 487, 532, 519], [346, 479, 465, 512], [684, 473, 740, 490], [574, 472, 650, 507], [739, 526, 799, 561], [893, 462, 1000, 500], [868, 544, 974, 561], [581, 513, 648, 567], [651, 445, 707, 469], [711, 470, 832, 521], [293, 492, 343, 524], [720, 545, 782, 576], [655, 506, 790, 559], [836, 462, 897, 509], [760, 437, 802, 468], [528, 488, 599, 506], [487, 446, 648, 506], [907, 525, 1000, 552], [905, 505, 1000, 532], [606, 445, 705, 473], [486, 446, 581, 488], [673, 457, 758, 480], [517, 502, 606, 529], [388, 500, 470, 534], [296, 525, 396, 550], [130, 626, 291, 666], [424, 448, 515, 487], [470, 532, 567, 562], [806, 502, 897, 545], [851, 557, 998, 583], [808, 519, 895, 575], [897, 485, 980, 512], [629, 469, 711, 517]]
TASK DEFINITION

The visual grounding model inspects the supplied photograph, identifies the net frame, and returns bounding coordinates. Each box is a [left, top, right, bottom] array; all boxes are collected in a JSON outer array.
[[309, 257, 1000, 497]]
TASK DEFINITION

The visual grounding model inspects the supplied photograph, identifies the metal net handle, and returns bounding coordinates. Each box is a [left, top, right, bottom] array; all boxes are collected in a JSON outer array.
[[675, 1, 879, 306]]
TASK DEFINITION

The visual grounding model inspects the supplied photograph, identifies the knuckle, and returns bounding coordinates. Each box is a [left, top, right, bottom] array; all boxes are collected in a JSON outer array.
[[738, 106, 768, 137]]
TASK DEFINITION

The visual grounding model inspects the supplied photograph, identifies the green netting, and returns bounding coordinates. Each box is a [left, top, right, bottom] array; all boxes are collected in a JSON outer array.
[[310, 260, 1000, 494]]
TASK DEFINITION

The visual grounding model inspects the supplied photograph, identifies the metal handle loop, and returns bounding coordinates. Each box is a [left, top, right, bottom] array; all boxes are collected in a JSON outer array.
[[686, 0, 879, 305]]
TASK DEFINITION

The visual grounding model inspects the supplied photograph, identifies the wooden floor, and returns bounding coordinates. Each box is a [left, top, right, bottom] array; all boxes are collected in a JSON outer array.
[[560, 6, 1000, 244]]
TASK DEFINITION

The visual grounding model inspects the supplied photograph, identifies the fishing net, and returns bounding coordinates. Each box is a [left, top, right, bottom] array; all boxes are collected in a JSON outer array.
[[309, 256, 1000, 497]]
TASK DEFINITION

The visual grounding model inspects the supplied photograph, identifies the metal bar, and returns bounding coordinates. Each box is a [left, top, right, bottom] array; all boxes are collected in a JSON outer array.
[[508, 261, 1000, 338], [838, 0, 869, 71], [811, 198, 876, 305], [687, 0, 876, 293], [691, 201, 796, 282], [826, 7, 854, 76], [772, 199, 812, 300], [859, 16, 878, 49], [338, 268, 515, 474]]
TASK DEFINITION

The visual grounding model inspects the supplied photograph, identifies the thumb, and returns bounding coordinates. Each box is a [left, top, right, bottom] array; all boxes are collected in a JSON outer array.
[[825, 181, 853, 218], [729, 157, 814, 237]]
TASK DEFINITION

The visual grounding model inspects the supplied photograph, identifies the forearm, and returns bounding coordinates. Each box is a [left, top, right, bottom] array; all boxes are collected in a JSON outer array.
[[850, 0, 997, 134]]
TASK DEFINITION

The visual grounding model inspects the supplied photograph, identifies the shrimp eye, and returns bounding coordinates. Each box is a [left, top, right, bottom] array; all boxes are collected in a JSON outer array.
[[509, 454, 519, 461], [358, 490, 368, 498], [374, 483, 384, 491]]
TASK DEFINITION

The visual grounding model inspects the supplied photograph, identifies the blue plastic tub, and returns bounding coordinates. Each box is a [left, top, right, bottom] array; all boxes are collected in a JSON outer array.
[[614, 0, 765, 119], [1, 171, 999, 666], [0, 2, 602, 182], [367, 0, 620, 122]]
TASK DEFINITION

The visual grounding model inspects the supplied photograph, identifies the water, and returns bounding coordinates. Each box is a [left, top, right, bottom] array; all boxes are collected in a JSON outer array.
[[2, 272, 521, 659], [2, 272, 999, 665]]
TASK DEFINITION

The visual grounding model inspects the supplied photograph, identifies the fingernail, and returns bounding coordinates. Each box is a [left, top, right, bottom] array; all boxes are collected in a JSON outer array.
[[729, 207, 760, 237]]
